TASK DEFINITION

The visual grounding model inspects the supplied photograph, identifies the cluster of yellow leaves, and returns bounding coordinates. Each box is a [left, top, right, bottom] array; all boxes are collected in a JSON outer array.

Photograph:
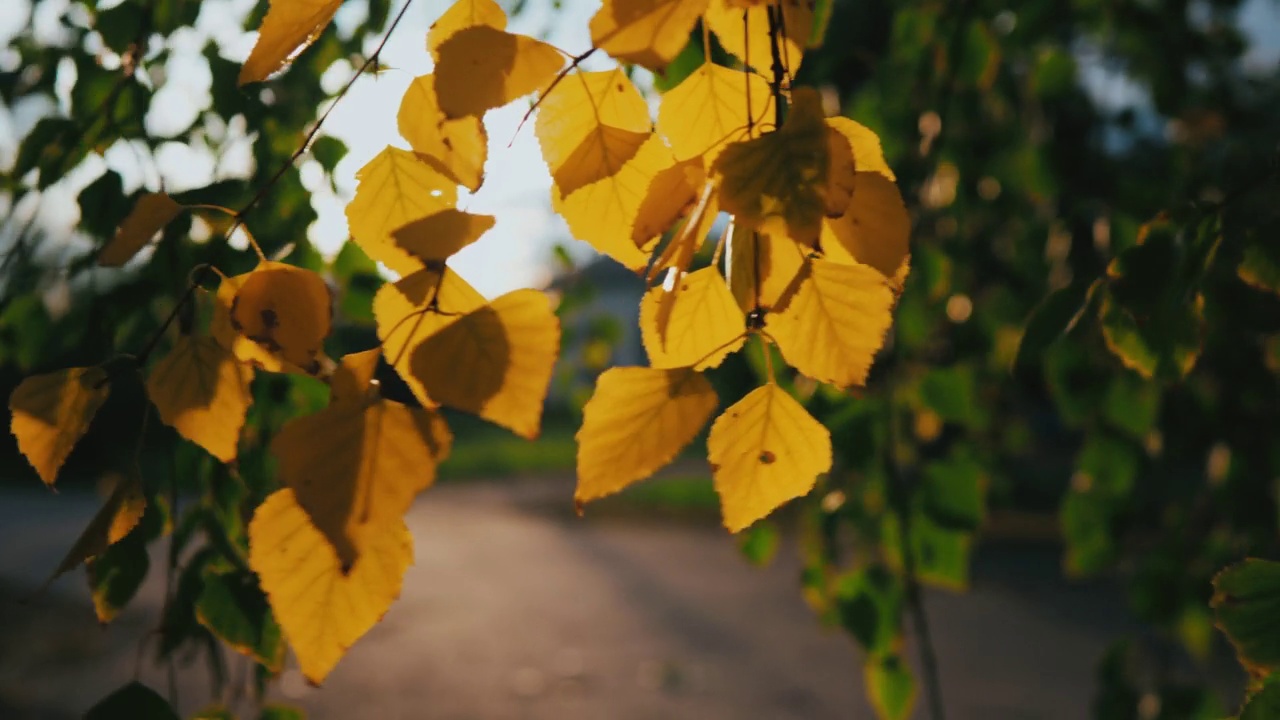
[[551, 0, 911, 532]]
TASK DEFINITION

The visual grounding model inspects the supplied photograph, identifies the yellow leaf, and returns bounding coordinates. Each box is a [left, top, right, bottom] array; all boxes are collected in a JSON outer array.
[[725, 223, 807, 312], [231, 261, 332, 375], [44, 473, 145, 585], [433, 26, 565, 119], [712, 88, 836, 246], [589, 0, 709, 71], [97, 193, 183, 267], [346, 146, 459, 276], [392, 209, 496, 265], [374, 269, 487, 408], [643, 180, 720, 282], [704, 0, 810, 78], [553, 133, 673, 269], [826, 116, 896, 182], [575, 367, 718, 504], [707, 383, 831, 532], [640, 267, 745, 369], [249, 489, 412, 685], [272, 387, 451, 569], [657, 62, 774, 164], [536, 69, 652, 196], [329, 348, 382, 405], [146, 335, 253, 463], [765, 258, 895, 388], [631, 158, 703, 245], [9, 366, 111, 486], [212, 271, 300, 374], [820, 172, 910, 287], [427, 0, 507, 62], [238, 0, 342, 85], [408, 289, 560, 439], [398, 74, 488, 192]]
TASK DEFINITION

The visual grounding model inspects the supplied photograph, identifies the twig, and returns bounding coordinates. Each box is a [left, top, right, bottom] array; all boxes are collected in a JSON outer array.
[[511, 48, 598, 143]]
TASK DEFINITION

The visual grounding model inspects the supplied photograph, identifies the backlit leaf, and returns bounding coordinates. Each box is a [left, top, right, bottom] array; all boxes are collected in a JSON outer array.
[[536, 69, 652, 196], [97, 192, 182, 267], [212, 271, 300, 374], [9, 366, 111, 486], [238, 0, 342, 85], [657, 61, 774, 164], [408, 289, 560, 439], [347, 146, 459, 276], [249, 489, 412, 685], [427, 0, 507, 62], [553, 133, 673, 269], [704, 0, 811, 77], [272, 387, 450, 569], [146, 335, 253, 462], [392, 209, 496, 265], [726, 223, 806, 312], [820, 172, 910, 286], [329, 347, 382, 405], [374, 269, 487, 407], [640, 267, 745, 369], [575, 367, 718, 504], [1211, 559, 1280, 674], [44, 473, 145, 585], [398, 74, 488, 192], [589, 0, 709, 71], [865, 655, 916, 720], [231, 261, 332, 375], [826, 116, 895, 182], [631, 158, 703, 245], [707, 383, 832, 532], [434, 26, 565, 119], [713, 88, 844, 246], [766, 258, 895, 388]]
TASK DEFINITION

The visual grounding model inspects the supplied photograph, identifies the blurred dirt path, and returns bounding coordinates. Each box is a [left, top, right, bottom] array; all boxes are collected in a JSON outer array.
[[0, 479, 1130, 719]]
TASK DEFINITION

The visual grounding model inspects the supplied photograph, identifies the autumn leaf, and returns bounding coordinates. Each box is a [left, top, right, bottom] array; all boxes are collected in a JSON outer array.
[[146, 335, 253, 463], [212, 271, 300, 374], [97, 193, 183, 267], [238, 0, 342, 85], [427, 0, 507, 62], [707, 383, 832, 532], [9, 366, 111, 486], [589, 0, 709, 71], [575, 367, 718, 504], [657, 62, 774, 164], [725, 223, 807, 312], [328, 347, 382, 404], [408, 289, 560, 439], [553, 133, 673, 269], [826, 116, 896, 182], [43, 473, 145, 586], [272, 357, 451, 569], [249, 489, 413, 685], [230, 261, 332, 375], [641, 267, 745, 369], [821, 172, 911, 287], [398, 74, 488, 192], [433, 26, 565, 119], [346, 146, 459, 276], [631, 159, 703, 246], [536, 69, 652, 196], [765, 258, 895, 388], [704, 0, 811, 77], [392, 209, 496, 266], [374, 269, 487, 408], [713, 88, 847, 246]]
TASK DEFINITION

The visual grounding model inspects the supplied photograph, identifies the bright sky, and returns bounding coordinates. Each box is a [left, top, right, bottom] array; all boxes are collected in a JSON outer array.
[[1, 0, 1277, 299]]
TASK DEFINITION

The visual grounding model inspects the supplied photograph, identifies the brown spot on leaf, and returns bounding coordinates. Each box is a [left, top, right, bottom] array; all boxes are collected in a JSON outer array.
[[758, 450, 776, 464]]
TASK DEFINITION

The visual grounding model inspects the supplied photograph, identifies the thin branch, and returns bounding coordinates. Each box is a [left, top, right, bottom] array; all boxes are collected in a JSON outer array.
[[511, 48, 599, 143]]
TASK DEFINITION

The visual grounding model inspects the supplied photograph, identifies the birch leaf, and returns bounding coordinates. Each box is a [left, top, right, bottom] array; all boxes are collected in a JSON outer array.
[[9, 366, 111, 486]]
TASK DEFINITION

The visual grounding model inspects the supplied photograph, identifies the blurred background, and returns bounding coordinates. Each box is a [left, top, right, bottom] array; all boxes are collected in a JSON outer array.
[[2, 0, 1280, 717]]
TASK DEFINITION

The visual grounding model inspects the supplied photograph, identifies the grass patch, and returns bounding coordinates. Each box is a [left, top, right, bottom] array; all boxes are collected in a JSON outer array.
[[600, 473, 720, 514], [439, 410, 578, 480]]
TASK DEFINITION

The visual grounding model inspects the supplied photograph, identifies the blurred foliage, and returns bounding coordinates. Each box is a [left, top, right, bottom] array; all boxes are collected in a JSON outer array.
[[2, 0, 1280, 717]]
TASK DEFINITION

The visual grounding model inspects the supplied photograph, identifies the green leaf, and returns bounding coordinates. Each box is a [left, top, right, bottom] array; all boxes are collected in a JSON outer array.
[[653, 36, 704, 93], [196, 568, 285, 672], [1212, 559, 1280, 674], [96, 3, 145, 54], [311, 136, 348, 175], [918, 364, 986, 429], [834, 566, 902, 656], [883, 511, 972, 590], [1100, 287, 1204, 380], [1239, 241, 1280, 297], [1077, 433, 1141, 497], [1241, 681, 1280, 720], [921, 450, 986, 531], [1060, 489, 1115, 577], [13, 118, 82, 187], [85, 682, 179, 720], [736, 521, 780, 566], [1102, 374, 1161, 439], [864, 654, 916, 720], [86, 495, 167, 623], [77, 169, 127, 239], [1013, 280, 1096, 377]]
